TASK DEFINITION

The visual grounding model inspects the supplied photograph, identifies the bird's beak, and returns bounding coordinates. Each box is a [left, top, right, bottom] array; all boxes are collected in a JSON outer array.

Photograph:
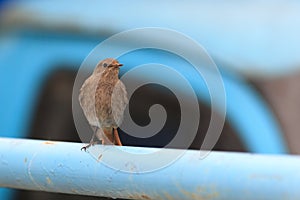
[[118, 63, 123, 67]]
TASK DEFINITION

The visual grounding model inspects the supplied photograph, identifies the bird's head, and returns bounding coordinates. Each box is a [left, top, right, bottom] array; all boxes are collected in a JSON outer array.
[[93, 58, 123, 74]]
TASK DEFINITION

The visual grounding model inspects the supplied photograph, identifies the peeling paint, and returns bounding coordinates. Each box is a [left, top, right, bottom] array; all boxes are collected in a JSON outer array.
[[97, 154, 103, 162]]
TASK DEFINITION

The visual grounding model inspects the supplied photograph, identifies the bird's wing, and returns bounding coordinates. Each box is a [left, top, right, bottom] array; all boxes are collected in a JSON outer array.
[[79, 75, 100, 127], [111, 80, 128, 126]]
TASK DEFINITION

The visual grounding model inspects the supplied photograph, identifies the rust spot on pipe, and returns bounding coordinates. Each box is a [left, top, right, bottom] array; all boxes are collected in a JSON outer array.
[[177, 184, 219, 200], [43, 141, 56, 145], [128, 194, 152, 200], [140, 194, 151, 200]]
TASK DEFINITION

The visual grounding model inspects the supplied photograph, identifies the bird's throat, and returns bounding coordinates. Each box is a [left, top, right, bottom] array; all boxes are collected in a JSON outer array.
[[101, 68, 120, 82]]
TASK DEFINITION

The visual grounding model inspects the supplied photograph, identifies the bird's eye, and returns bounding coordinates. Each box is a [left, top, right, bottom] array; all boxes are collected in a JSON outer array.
[[103, 63, 108, 67]]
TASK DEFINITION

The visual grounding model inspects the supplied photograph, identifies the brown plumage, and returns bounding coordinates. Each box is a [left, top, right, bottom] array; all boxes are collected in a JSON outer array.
[[79, 58, 128, 150]]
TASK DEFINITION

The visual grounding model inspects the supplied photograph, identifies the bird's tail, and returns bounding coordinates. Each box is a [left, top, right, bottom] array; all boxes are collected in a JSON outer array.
[[101, 128, 114, 145], [95, 127, 122, 146]]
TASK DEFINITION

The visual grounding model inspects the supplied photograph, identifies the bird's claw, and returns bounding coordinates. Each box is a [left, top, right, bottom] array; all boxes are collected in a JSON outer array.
[[81, 146, 87, 151]]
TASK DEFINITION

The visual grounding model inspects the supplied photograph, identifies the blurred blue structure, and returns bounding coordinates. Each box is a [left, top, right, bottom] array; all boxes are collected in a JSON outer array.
[[0, 138, 299, 200], [2, 0, 300, 76], [0, 30, 287, 152], [1, 0, 298, 199]]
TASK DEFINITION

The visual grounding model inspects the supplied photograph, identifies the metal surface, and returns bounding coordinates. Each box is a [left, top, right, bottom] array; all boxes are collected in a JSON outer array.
[[0, 137, 299, 200]]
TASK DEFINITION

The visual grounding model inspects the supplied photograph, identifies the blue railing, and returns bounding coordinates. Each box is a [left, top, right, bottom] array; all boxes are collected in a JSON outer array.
[[0, 137, 299, 200]]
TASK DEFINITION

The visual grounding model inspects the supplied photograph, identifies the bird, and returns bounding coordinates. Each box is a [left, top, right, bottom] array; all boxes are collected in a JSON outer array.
[[79, 58, 128, 151]]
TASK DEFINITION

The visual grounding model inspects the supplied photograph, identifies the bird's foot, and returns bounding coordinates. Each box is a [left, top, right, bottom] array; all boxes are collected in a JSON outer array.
[[81, 144, 91, 151], [81, 141, 100, 151]]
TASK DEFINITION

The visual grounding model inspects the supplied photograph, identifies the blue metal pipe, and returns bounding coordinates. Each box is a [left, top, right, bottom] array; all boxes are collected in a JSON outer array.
[[0, 137, 299, 199]]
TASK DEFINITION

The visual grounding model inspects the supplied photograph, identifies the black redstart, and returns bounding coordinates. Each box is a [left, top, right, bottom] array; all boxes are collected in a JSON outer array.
[[79, 58, 128, 150]]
